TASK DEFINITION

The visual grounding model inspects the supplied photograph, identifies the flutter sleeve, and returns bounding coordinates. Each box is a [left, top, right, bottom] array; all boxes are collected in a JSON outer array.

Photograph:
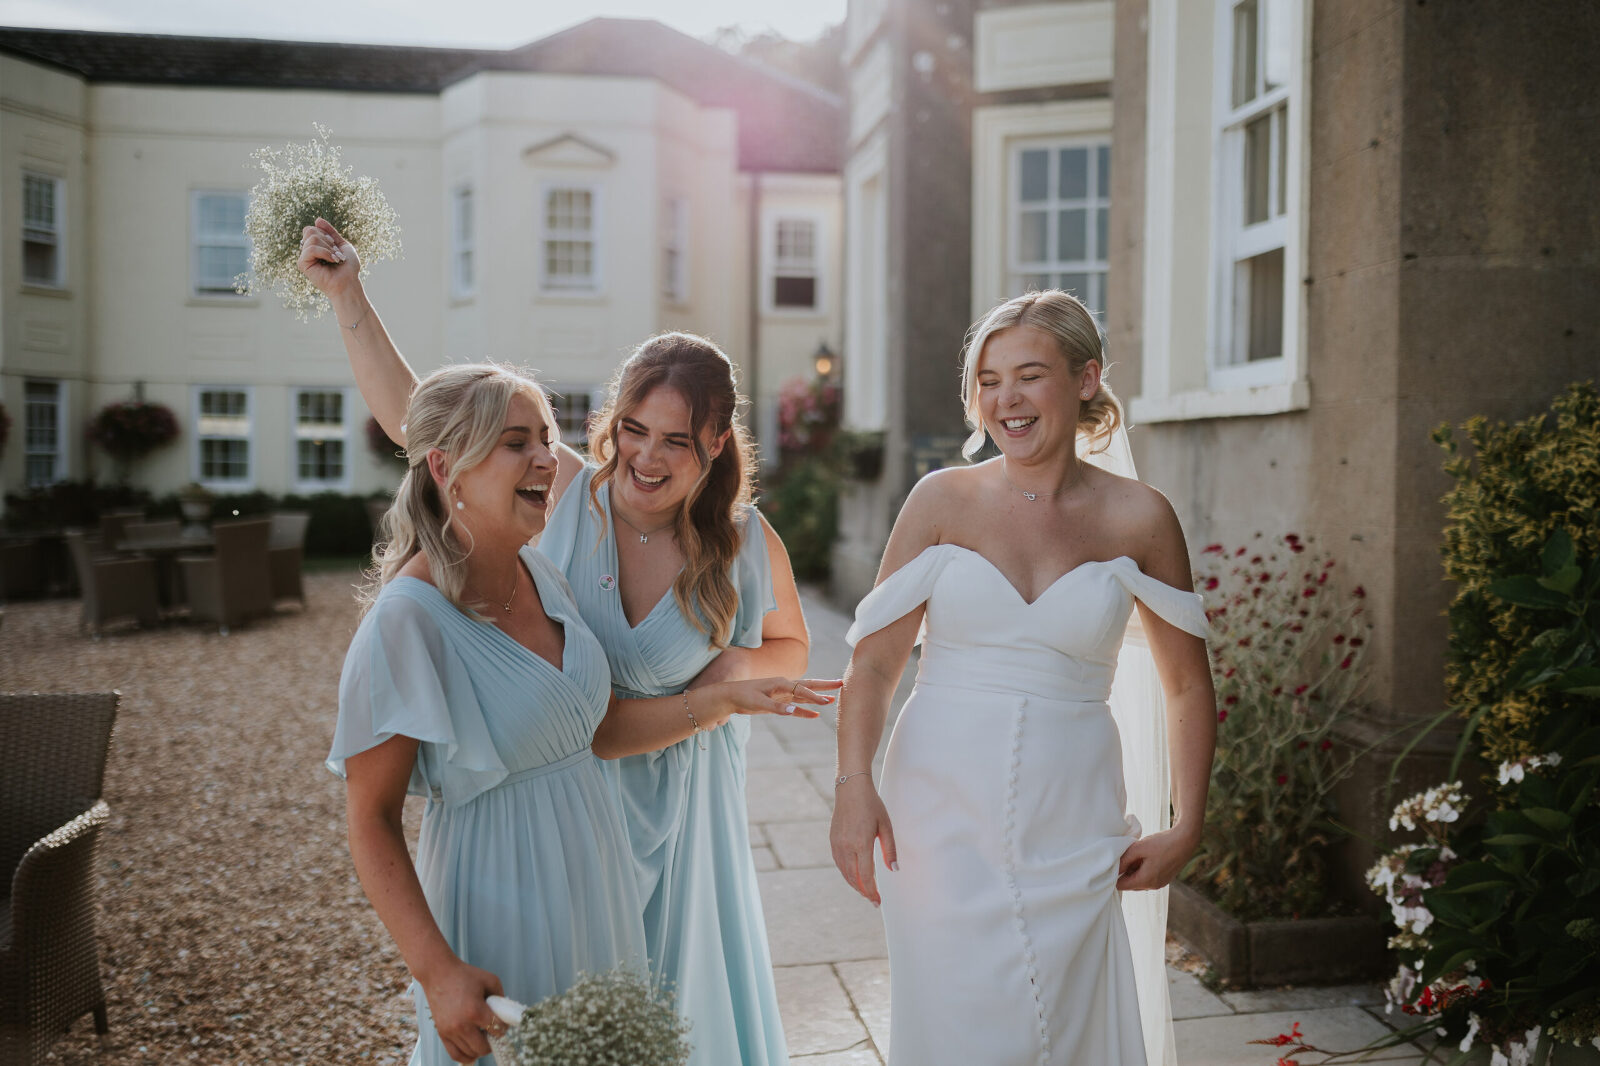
[[1107, 556, 1209, 638], [328, 586, 509, 805], [729, 505, 778, 650], [844, 544, 958, 647]]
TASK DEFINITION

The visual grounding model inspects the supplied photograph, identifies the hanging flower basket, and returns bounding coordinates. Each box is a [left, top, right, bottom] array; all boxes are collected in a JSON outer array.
[[87, 401, 180, 461]]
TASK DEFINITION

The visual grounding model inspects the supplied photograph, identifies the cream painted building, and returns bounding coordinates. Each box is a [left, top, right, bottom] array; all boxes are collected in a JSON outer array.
[[0, 20, 842, 503]]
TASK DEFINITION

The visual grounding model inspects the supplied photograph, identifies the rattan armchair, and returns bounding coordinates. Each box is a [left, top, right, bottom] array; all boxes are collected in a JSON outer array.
[[178, 517, 272, 634], [64, 531, 161, 636], [267, 511, 311, 608], [0, 692, 119, 1065]]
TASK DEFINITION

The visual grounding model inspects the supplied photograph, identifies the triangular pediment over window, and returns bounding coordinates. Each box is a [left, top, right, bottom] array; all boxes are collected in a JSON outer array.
[[522, 133, 616, 168]]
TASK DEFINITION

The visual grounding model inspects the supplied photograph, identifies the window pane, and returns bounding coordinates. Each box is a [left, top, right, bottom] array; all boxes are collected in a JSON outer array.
[[1264, 0, 1292, 90], [23, 240, 57, 285], [1057, 272, 1091, 301], [1095, 207, 1109, 260], [1095, 146, 1110, 198], [1058, 147, 1088, 200], [1244, 113, 1272, 225], [23, 175, 56, 228], [1232, 0, 1258, 108], [197, 245, 248, 290], [1058, 209, 1087, 262], [1019, 150, 1049, 202], [201, 439, 249, 480], [1275, 105, 1288, 217], [1018, 210, 1048, 263], [298, 439, 344, 481], [198, 194, 245, 235], [773, 275, 817, 308], [1239, 247, 1284, 363]]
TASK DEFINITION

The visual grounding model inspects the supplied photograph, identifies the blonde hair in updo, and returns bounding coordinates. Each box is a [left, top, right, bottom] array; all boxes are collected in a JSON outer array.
[[363, 363, 554, 617], [958, 289, 1123, 460]]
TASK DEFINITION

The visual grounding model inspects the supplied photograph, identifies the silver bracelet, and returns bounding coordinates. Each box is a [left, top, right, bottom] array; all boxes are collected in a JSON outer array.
[[835, 770, 872, 788], [684, 693, 708, 751], [340, 303, 370, 332]]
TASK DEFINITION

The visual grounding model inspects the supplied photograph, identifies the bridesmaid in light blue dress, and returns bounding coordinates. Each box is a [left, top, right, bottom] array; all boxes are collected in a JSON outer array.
[[302, 218, 825, 1066], [318, 361, 826, 1066]]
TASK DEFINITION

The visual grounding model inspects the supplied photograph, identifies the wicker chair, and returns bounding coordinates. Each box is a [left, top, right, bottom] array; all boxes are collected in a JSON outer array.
[[178, 517, 272, 634], [267, 511, 311, 608], [63, 532, 161, 636], [0, 692, 119, 1065]]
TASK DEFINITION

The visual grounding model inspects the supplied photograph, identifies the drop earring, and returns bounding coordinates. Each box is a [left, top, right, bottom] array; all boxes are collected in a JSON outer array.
[[456, 499, 465, 511]]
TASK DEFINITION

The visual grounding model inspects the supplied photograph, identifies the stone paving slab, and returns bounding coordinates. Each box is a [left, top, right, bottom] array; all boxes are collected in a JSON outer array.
[[773, 964, 874, 1057], [835, 959, 891, 1061], [1170, 970, 1233, 1020], [790, 1049, 882, 1065], [747, 765, 833, 823], [1221, 982, 1387, 1013], [1175, 1007, 1429, 1065], [766, 818, 835, 869], [759, 866, 887, 967]]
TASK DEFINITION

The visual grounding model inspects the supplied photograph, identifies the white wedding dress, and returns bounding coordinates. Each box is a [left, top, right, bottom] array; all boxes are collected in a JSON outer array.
[[846, 545, 1208, 1066]]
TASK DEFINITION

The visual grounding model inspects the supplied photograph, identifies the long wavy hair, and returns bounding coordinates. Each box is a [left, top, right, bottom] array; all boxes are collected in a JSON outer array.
[[587, 333, 756, 649], [364, 363, 553, 617], [958, 289, 1124, 460]]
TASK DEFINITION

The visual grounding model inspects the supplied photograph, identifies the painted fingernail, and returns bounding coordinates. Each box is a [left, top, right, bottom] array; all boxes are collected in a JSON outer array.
[[890, 861, 899, 871], [332, 250, 345, 262], [782, 704, 796, 715]]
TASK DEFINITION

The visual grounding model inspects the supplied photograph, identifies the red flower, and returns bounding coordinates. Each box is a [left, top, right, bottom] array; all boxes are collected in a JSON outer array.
[[1292, 683, 1308, 695], [1251, 555, 1264, 565], [1276, 773, 1289, 785], [1266, 1022, 1305, 1048], [1353, 585, 1366, 598], [1317, 571, 1329, 585], [1289, 542, 1305, 553], [1237, 636, 1252, 647], [1224, 694, 1240, 705], [1223, 667, 1236, 679], [1302, 588, 1317, 598], [1217, 710, 1229, 723], [1272, 686, 1283, 697], [1252, 587, 1263, 598], [1204, 576, 1219, 590], [1320, 739, 1333, 751], [1202, 543, 1224, 554], [1349, 637, 1364, 647], [1339, 654, 1353, 670], [1297, 740, 1309, 749], [1234, 547, 1247, 557], [1284, 533, 1301, 543], [1289, 623, 1304, 633], [1333, 634, 1346, 645]]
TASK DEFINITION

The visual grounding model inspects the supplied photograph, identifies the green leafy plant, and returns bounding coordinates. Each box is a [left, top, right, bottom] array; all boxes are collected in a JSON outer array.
[[1184, 533, 1371, 921], [763, 454, 839, 581]]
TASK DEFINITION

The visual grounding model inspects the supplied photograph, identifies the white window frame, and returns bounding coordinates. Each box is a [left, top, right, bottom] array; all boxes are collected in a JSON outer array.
[[451, 184, 475, 299], [1208, 0, 1305, 394], [538, 183, 603, 295], [192, 385, 255, 490], [762, 211, 826, 315], [661, 197, 689, 305], [22, 378, 67, 488], [547, 385, 603, 450], [1006, 136, 1111, 313], [190, 189, 250, 298], [21, 171, 65, 289], [290, 387, 351, 492]]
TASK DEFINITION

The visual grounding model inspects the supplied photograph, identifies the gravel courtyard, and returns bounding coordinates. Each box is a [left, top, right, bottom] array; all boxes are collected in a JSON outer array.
[[2, 570, 421, 1064]]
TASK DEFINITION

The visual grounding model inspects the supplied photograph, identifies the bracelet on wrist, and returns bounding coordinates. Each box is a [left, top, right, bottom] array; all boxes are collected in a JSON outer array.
[[684, 692, 708, 751], [835, 770, 872, 788]]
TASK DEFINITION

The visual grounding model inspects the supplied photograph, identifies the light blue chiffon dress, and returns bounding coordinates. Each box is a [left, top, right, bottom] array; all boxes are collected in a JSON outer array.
[[538, 465, 786, 1066], [329, 547, 648, 1066]]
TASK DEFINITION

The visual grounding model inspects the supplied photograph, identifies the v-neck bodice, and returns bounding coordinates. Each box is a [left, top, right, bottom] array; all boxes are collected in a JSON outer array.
[[537, 464, 777, 699]]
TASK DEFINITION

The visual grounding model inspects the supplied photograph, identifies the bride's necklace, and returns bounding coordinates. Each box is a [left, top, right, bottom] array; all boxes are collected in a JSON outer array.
[[614, 507, 675, 545], [1001, 458, 1080, 502]]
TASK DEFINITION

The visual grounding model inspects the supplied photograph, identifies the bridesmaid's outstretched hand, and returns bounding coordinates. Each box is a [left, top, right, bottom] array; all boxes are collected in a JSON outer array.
[[830, 778, 896, 907], [708, 677, 841, 720]]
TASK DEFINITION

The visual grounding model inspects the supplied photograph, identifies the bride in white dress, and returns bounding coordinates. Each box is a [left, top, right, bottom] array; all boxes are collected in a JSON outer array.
[[829, 290, 1217, 1066]]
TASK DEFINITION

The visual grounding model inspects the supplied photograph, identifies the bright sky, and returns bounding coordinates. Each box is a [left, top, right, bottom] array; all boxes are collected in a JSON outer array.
[[0, 0, 845, 49]]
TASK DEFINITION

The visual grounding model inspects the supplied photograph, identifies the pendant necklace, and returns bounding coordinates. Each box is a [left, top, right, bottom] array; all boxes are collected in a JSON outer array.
[[471, 573, 517, 613], [615, 509, 675, 545], [1001, 458, 1079, 502]]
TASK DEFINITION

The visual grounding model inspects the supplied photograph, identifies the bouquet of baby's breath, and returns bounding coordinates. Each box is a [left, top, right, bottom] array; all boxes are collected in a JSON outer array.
[[237, 123, 401, 319], [486, 969, 691, 1066]]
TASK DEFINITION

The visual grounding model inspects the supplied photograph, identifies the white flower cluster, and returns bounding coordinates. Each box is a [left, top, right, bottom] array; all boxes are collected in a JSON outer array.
[[239, 124, 402, 320], [496, 968, 691, 1066], [1496, 752, 1563, 786], [1367, 843, 1457, 935], [1489, 1025, 1541, 1066], [1389, 781, 1466, 831]]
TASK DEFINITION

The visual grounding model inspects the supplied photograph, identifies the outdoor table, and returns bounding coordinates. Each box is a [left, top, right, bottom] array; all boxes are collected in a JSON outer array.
[[115, 533, 215, 609]]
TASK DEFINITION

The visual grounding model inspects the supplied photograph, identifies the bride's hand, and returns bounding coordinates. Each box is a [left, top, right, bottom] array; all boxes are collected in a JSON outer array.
[[297, 217, 362, 302], [830, 779, 896, 907], [705, 677, 840, 720], [1115, 826, 1199, 892]]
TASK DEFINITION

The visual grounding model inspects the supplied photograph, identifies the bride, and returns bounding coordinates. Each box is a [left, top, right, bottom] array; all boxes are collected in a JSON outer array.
[[828, 290, 1217, 1065]]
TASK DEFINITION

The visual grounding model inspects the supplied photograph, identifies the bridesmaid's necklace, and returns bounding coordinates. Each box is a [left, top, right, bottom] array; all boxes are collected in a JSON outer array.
[[1001, 458, 1080, 502], [614, 508, 675, 545], [469, 571, 518, 613]]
